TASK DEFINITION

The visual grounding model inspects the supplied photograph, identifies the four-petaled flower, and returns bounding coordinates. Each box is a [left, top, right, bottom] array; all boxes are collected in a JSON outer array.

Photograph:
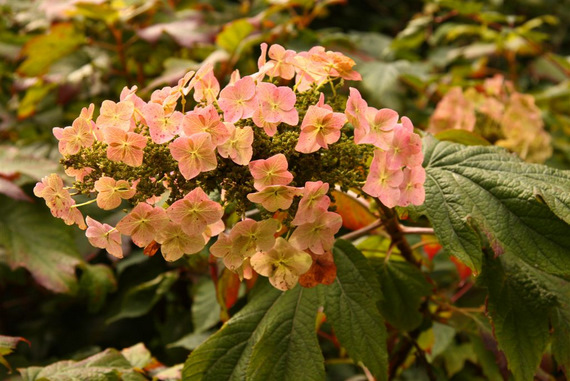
[[218, 76, 258, 123], [250, 237, 312, 291], [116, 202, 169, 247], [94, 176, 136, 210], [169, 132, 218, 180], [249, 153, 294, 191], [166, 187, 224, 237], [85, 216, 123, 258]]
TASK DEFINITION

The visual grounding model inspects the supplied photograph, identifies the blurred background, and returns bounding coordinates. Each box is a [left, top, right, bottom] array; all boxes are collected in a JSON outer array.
[[1, 0, 569, 379]]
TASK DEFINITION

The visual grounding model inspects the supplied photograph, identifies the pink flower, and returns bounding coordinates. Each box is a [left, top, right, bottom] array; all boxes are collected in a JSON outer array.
[[166, 187, 223, 237], [291, 181, 331, 225], [94, 176, 136, 210], [96, 100, 135, 131], [358, 107, 398, 149], [156, 222, 205, 261], [295, 104, 346, 153], [217, 124, 254, 165], [169, 133, 217, 180], [292, 47, 330, 92], [230, 218, 279, 256], [62, 206, 86, 230], [345, 88, 370, 144], [218, 76, 258, 123], [210, 232, 244, 270], [79, 103, 95, 120], [385, 117, 422, 170], [142, 102, 183, 144], [247, 185, 302, 212], [398, 166, 426, 206], [288, 211, 342, 255], [250, 237, 312, 291], [116, 203, 169, 247], [64, 166, 93, 182], [54, 117, 94, 156], [85, 216, 123, 258], [181, 105, 229, 146], [251, 109, 280, 136], [105, 128, 147, 167], [33, 174, 73, 218], [362, 150, 404, 208], [249, 153, 294, 191], [259, 43, 296, 80], [191, 63, 220, 104], [253, 82, 298, 126]]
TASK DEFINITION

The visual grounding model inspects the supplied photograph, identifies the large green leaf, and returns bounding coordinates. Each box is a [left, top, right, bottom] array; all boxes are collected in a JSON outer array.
[[479, 252, 564, 381], [410, 135, 570, 276], [325, 240, 388, 380], [19, 348, 145, 381], [0, 196, 81, 294], [183, 280, 324, 381], [375, 260, 432, 331]]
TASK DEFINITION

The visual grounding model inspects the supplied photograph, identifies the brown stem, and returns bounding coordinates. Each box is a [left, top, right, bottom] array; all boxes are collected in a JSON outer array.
[[377, 204, 420, 268]]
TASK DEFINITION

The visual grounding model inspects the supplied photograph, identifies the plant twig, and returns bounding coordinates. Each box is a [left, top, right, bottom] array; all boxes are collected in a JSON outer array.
[[400, 226, 435, 235], [339, 219, 385, 241], [377, 204, 420, 268]]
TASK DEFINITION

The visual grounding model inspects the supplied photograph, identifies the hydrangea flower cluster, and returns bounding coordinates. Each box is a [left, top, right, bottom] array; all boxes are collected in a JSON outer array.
[[34, 44, 425, 291]]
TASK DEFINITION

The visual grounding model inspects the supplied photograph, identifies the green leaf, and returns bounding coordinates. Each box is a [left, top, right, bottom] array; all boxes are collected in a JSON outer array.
[[107, 271, 178, 324], [192, 278, 221, 333], [246, 286, 323, 381], [17, 23, 84, 77], [434, 129, 491, 146], [441, 342, 477, 377], [358, 60, 419, 110], [183, 280, 324, 381], [325, 239, 388, 380], [0, 196, 81, 293], [410, 135, 570, 276], [18, 81, 57, 119], [19, 348, 145, 381], [121, 343, 152, 369], [469, 334, 503, 381], [480, 253, 557, 381], [375, 260, 432, 331], [168, 331, 212, 350], [183, 280, 281, 381], [80, 264, 117, 313], [216, 19, 253, 54]]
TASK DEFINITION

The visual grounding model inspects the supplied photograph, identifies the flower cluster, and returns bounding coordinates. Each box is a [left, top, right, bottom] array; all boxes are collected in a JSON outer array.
[[428, 74, 552, 163], [35, 43, 425, 290]]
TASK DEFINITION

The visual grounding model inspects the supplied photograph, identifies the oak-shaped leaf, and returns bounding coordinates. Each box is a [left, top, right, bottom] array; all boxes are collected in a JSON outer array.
[[409, 134, 570, 276]]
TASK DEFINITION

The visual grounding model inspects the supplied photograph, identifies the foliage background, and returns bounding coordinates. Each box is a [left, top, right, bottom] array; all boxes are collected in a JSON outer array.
[[1, 0, 570, 380]]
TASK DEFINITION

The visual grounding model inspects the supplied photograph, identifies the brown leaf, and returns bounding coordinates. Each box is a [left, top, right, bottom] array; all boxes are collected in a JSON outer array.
[[299, 251, 337, 288]]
